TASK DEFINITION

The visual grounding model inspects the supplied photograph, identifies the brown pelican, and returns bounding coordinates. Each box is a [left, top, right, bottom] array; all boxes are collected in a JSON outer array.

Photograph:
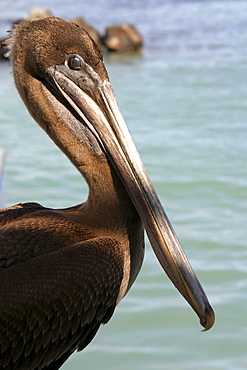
[[0, 17, 214, 370]]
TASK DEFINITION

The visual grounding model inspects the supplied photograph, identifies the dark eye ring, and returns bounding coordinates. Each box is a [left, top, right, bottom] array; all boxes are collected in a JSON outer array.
[[68, 55, 83, 70]]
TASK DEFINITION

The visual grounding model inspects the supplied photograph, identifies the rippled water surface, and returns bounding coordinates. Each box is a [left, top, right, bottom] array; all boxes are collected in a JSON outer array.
[[0, 0, 247, 369]]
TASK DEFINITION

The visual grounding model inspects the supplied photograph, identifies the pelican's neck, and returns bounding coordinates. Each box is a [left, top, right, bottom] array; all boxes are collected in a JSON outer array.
[[79, 154, 138, 230]]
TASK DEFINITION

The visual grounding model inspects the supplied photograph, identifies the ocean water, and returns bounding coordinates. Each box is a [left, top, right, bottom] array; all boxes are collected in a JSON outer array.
[[0, 0, 247, 369]]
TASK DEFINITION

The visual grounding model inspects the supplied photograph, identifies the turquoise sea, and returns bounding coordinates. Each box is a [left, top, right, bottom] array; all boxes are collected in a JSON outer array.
[[0, 0, 247, 369]]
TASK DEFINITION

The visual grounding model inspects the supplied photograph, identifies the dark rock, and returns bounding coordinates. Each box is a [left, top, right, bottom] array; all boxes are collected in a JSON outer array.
[[27, 7, 53, 20], [103, 23, 143, 53]]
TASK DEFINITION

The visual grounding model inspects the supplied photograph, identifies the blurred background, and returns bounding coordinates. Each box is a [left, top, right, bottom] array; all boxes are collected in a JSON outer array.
[[0, 0, 247, 369]]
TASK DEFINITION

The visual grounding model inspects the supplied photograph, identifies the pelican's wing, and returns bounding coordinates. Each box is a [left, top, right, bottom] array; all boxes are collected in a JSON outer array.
[[0, 236, 124, 369], [0, 202, 46, 227]]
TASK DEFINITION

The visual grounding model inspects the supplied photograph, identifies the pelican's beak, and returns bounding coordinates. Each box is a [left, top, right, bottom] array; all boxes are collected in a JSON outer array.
[[46, 61, 215, 331]]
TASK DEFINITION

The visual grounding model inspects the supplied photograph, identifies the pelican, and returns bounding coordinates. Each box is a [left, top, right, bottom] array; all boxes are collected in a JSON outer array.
[[0, 17, 214, 370]]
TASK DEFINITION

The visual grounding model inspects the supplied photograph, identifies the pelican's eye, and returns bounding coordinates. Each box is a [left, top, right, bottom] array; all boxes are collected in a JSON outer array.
[[67, 55, 83, 70]]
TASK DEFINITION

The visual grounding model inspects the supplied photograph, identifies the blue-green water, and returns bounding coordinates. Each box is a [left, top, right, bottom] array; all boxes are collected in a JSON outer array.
[[0, 1, 247, 369]]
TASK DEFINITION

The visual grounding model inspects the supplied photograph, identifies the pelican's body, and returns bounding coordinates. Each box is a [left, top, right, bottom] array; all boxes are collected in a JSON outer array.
[[0, 17, 214, 369]]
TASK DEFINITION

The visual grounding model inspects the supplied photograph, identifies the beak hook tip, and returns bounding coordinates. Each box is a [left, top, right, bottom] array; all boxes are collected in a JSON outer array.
[[200, 306, 215, 332]]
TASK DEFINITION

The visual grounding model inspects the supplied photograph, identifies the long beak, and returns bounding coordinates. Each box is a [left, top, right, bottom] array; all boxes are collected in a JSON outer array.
[[46, 63, 215, 331]]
